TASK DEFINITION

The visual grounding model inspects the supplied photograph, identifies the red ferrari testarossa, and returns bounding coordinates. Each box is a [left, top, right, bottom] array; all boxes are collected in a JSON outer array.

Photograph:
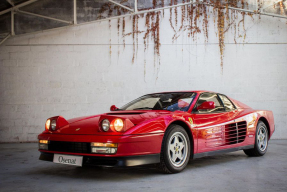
[[38, 91, 274, 173]]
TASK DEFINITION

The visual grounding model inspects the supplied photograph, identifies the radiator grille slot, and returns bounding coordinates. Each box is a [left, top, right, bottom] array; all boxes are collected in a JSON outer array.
[[48, 141, 91, 154], [225, 121, 247, 145]]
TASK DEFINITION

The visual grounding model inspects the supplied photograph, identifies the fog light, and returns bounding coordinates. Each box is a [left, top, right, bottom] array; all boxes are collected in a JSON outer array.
[[91, 142, 117, 154], [39, 140, 49, 150], [91, 147, 117, 154]]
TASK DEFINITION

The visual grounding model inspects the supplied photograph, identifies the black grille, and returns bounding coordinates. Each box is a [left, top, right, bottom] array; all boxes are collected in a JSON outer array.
[[48, 141, 91, 153], [225, 121, 247, 145]]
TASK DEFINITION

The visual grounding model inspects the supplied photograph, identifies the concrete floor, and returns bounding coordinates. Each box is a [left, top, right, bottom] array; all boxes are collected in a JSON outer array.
[[0, 140, 287, 192]]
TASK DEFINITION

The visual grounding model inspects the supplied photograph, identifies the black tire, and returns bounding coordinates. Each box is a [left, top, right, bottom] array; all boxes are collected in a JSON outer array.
[[244, 121, 268, 157], [157, 124, 191, 174]]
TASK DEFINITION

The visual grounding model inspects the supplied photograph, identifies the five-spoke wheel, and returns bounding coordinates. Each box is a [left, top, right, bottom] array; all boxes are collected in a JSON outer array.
[[168, 132, 188, 167], [244, 120, 269, 156], [158, 124, 191, 173], [257, 124, 268, 152]]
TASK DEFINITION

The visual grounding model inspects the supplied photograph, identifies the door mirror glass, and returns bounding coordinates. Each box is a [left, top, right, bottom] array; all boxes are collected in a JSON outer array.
[[197, 101, 215, 110]]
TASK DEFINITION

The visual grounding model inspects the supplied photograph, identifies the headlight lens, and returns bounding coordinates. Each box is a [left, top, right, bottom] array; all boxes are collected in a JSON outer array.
[[101, 119, 110, 131], [51, 119, 57, 130], [45, 119, 50, 130], [111, 118, 124, 132]]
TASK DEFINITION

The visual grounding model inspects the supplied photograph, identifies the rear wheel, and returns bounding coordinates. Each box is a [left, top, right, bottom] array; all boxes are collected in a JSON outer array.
[[157, 124, 191, 174], [244, 121, 268, 157]]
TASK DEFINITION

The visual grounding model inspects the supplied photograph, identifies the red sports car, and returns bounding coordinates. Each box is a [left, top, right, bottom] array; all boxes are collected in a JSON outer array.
[[38, 91, 275, 173]]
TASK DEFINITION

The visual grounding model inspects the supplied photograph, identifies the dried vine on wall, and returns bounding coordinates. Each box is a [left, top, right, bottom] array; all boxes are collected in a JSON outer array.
[[276, 1, 287, 15], [97, 0, 129, 57], [98, 0, 285, 71]]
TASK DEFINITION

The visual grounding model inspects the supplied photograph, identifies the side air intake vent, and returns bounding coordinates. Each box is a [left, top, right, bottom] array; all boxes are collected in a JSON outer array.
[[225, 121, 247, 145]]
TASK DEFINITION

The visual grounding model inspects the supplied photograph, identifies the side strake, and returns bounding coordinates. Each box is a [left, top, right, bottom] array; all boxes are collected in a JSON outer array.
[[195, 112, 260, 154]]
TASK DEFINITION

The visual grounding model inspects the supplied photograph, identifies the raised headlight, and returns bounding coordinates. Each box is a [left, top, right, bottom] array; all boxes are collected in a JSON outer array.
[[51, 119, 57, 130], [111, 118, 124, 132], [101, 119, 110, 132], [45, 119, 50, 131]]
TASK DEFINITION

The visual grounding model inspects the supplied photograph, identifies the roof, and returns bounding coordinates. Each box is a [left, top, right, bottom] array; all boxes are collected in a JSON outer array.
[[149, 90, 216, 94]]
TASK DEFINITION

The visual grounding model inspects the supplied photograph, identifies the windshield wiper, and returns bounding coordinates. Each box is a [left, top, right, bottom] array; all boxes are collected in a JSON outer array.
[[133, 107, 154, 110]]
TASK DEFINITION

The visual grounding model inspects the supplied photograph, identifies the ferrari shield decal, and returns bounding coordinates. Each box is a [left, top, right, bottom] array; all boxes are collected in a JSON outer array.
[[188, 117, 193, 125]]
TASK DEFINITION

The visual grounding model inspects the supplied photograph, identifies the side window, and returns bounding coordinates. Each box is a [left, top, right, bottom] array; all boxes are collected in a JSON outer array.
[[219, 94, 236, 111], [194, 93, 225, 113]]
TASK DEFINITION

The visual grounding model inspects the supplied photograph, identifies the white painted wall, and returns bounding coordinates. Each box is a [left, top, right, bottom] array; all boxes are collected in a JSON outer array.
[[0, 8, 286, 142]]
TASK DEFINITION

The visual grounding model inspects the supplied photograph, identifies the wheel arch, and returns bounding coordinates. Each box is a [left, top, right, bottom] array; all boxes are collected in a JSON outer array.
[[169, 120, 194, 159], [258, 116, 270, 140]]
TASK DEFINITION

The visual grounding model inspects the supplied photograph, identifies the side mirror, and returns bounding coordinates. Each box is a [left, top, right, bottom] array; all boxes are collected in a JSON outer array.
[[110, 105, 118, 111], [197, 101, 215, 110]]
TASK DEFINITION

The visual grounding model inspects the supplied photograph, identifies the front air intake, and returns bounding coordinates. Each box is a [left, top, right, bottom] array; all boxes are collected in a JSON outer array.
[[48, 141, 91, 153]]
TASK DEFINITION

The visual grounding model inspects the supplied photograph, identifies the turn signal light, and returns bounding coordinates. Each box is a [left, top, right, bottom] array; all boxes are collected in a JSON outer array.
[[39, 140, 49, 144], [39, 140, 49, 150], [91, 142, 118, 148]]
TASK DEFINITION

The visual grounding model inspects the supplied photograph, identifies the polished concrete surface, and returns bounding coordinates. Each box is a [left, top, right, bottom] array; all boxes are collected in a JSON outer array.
[[0, 140, 286, 192]]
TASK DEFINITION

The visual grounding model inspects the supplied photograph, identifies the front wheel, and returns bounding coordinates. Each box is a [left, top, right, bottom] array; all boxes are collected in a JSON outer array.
[[157, 124, 191, 174], [244, 121, 268, 157]]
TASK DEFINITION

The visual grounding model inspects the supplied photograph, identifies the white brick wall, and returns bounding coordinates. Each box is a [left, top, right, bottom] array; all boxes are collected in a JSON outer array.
[[0, 9, 287, 142]]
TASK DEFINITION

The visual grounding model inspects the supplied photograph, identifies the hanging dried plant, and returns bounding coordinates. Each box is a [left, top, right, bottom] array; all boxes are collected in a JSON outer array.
[[174, 0, 178, 26], [117, 18, 121, 58], [217, 8, 225, 69], [122, 17, 126, 48], [109, 20, 112, 58], [143, 11, 161, 57], [99, 0, 261, 71]]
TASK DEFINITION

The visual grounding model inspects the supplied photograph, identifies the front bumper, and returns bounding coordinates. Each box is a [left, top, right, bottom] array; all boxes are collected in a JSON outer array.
[[39, 152, 160, 167], [38, 133, 164, 157]]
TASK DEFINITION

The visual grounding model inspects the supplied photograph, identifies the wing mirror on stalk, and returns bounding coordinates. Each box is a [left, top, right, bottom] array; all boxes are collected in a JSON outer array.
[[197, 101, 215, 110], [110, 105, 118, 111]]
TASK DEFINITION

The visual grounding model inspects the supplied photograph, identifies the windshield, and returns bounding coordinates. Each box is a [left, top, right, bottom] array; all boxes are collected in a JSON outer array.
[[120, 92, 196, 112]]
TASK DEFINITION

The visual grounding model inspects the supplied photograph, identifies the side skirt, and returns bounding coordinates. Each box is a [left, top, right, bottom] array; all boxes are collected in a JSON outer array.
[[193, 145, 254, 159]]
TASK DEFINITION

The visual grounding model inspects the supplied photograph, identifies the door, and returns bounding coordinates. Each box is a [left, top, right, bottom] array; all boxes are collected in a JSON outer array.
[[193, 93, 229, 153]]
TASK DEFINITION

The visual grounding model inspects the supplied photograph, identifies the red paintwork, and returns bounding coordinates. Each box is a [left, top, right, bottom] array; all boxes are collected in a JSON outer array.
[[53, 116, 69, 130], [38, 90, 275, 158], [110, 105, 118, 111]]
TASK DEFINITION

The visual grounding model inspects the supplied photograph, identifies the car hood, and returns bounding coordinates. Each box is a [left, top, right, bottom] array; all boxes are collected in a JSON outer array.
[[57, 110, 171, 135]]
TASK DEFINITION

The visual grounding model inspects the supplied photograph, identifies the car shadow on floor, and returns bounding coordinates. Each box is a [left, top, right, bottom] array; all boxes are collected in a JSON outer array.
[[26, 151, 252, 181], [188, 151, 250, 168]]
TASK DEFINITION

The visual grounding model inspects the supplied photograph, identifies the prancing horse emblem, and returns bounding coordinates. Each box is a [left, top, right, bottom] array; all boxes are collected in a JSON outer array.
[[75, 128, 81, 131]]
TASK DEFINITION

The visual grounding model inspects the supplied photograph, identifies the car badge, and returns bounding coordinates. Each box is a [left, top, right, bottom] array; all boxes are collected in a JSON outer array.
[[188, 117, 193, 125], [75, 128, 81, 131]]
